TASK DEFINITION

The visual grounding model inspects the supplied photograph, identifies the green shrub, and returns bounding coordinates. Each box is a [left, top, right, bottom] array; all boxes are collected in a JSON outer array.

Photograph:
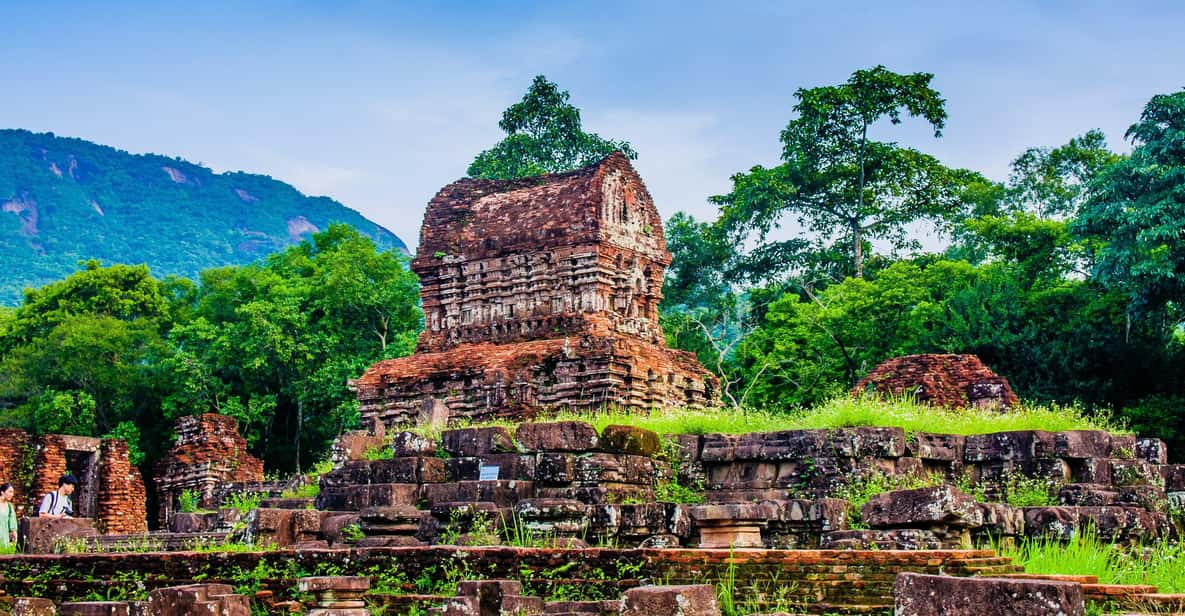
[[178, 489, 200, 513]]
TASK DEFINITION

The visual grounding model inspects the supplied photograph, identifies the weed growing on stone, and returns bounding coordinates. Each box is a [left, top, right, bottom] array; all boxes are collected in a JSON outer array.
[[1001, 473, 1058, 507], [178, 489, 200, 513], [281, 482, 320, 499], [830, 471, 945, 528], [995, 528, 1185, 593], [226, 492, 264, 515]]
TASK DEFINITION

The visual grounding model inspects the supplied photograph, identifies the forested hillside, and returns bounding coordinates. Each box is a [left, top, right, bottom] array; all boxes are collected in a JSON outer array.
[[0, 129, 406, 304]]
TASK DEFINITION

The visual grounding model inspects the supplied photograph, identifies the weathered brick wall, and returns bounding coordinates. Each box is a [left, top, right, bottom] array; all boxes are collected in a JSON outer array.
[[0, 429, 146, 532], [98, 439, 148, 534], [356, 153, 718, 428], [853, 354, 1020, 409], [31, 435, 67, 513], [0, 428, 34, 511], [154, 414, 264, 527], [0, 546, 1017, 614]]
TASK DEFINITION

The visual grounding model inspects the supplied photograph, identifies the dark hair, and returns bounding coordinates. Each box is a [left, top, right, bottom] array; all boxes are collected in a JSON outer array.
[[0, 482, 12, 494], [58, 475, 78, 487]]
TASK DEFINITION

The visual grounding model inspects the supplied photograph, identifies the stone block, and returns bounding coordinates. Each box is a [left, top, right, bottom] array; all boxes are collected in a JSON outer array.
[[821, 529, 946, 550], [170, 512, 218, 533], [975, 502, 1024, 537], [535, 453, 576, 484], [370, 457, 448, 484], [390, 431, 437, 457], [599, 425, 661, 456], [965, 431, 1056, 462], [909, 432, 965, 461], [422, 480, 536, 507], [1067, 457, 1112, 484], [441, 427, 516, 457], [12, 598, 57, 616], [1022, 506, 1172, 543], [1164, 464, 1185, 491], [18, 516, 98, 553], [345, 483, 420, 510], [58, 603, 130, 616], [1108, 434, 1138, 458], [622, 585, 721, 616], [536, 484, 653, 505], [1053, 431, 1113, 459], [515, 498, 589, 534], [861, 486, 984, 529], [516, 421, 599, 452], [258, 497, 313, 510], [320, 513, 361, 546], [575, 453, 656, 484], [1110, 459, 1164, 486], [445, 457, 481, 481], [146, 584, 248, 616], [1135, 438, 1168, 464], [297, 576, 370, 593], [480, 453, 537, 481], [895, 573, 1084, 616], [706, 462, 778, 490]]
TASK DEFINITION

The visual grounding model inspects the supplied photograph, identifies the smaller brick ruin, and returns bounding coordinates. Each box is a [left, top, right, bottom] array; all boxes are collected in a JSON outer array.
[[853, 354, 1020, 409], [154, 414, 264, 527], [0, 428, 147, 535], [355, 153, 718, 429]]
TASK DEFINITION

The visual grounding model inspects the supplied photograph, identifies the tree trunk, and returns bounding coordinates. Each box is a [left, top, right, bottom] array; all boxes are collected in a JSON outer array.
[[853, 223, 863, 279]]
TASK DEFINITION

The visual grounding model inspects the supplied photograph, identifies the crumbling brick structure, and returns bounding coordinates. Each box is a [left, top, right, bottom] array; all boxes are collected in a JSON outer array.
[[356, 153, 718, 428], [154, 414, 264, 527], [0, 429, 147, 533], [853, 354, 1020, 409]]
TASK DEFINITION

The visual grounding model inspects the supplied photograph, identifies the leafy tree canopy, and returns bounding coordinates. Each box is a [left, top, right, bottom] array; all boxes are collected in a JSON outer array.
[[467, 75, 637, 179], [1074, 90, 1185, 319], [713, 66, 982, 282]]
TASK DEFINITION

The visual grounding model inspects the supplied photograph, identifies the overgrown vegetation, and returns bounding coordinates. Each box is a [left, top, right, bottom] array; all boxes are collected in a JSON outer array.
[[996, 530, 1185, 593], [546, 396, 1126, 437]]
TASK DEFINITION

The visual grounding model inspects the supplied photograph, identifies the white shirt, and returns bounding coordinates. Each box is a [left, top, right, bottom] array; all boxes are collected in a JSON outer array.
[[37, 491, 72, 516]]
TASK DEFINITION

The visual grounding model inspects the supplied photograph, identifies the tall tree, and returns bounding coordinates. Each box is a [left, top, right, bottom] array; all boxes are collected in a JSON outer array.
[[1074, 90, 1185, 319], [468, 75, 636, 179], [714, 66, 977, 281]]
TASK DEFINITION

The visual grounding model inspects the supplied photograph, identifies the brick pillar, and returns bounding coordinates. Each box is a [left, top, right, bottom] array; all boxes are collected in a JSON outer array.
[[98, 439, 148, 534]]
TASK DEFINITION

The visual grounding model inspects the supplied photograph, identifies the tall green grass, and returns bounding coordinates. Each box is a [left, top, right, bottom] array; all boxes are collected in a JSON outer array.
[[996, 529, 1185, 593], [547, 395, 1128, 437]]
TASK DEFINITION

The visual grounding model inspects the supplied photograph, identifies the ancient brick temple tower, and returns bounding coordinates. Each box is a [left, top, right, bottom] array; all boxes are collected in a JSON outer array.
[[356, 152, 718, 428]]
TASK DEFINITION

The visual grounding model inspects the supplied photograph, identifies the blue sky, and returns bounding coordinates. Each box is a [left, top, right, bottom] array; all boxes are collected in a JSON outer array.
[[3, 1, 1183, 250]]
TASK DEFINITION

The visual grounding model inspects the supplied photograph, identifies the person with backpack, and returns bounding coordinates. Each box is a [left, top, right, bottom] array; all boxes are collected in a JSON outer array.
[[37, 475, 77, 518]]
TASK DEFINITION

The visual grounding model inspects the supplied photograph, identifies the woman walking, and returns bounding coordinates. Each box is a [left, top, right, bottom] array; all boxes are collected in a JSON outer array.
[[0, 482, 17, 552]]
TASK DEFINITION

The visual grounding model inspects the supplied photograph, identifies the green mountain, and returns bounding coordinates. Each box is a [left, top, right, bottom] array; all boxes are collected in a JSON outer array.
[[0, 129, 407, 305]]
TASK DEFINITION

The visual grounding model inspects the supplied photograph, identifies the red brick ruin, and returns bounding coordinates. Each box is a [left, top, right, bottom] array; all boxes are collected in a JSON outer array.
[[356, 152, 718, 428], [853, 353, 1020, 409], [154, 414, 264, 527], [0, 428, 147, 534]]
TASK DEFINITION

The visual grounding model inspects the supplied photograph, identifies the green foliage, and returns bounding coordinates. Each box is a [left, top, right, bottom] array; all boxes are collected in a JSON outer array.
[[178, 489, 200, 514], [226, 492, 263, 515], [467, 75, 636, 179], [102, 421, 144, 465], [997, 530, 1185, 593], [541, 396, 1124, 437], [0, 129, 405, 306], [731, 257, 1171, 409], [831, 471, 945, 528], [1075, 89, 1185, 318], [713, 66, 978, 282], [1001, 473, 1058, 507]]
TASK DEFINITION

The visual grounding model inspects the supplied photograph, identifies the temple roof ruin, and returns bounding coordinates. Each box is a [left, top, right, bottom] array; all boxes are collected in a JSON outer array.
[[357, 152, 718, 427]]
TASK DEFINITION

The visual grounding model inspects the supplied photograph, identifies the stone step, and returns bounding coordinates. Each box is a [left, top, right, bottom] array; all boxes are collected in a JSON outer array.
[[995, 573, 1100, 584], [1083, 584, 1160, 598]]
